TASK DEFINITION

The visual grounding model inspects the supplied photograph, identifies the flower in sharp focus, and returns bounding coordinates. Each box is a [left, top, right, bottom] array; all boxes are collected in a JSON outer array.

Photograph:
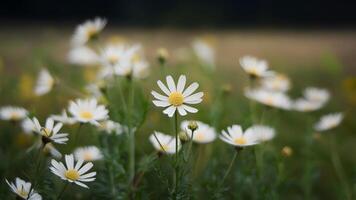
[[219, 125, 260, 147], [30, 117, 69, 145], [98, 120, 125, 135], [50, 154, 96, 188], [74, 146, 103, 161], [149, 131, 181, 154], [0, 106, 28, 121], [151, 75, 204, 117], [34, 68, 55, 96], [260, 73, 291, 92], [71, 17, 106, 47], [50, 110, 76, 125], [68, 46, 99, 66], [68, 98, 109, 126], [245, 125, 275, 142], [303, 87, 330, 105], [5, 177, 42, 200], [180, 120, 216, 144], [245, 88, 292, 110], [192, 38, 216, 69], [239, 55, 274, 78], [314, 113, 344, 132]]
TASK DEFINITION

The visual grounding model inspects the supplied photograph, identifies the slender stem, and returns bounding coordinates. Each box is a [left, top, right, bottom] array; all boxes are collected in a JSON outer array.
[[73, 123, 83, 147], [174, 111, 179, 199], [127, 77, 136, 188], [56, 182, 69, 200], [220, 151, 238, 186]]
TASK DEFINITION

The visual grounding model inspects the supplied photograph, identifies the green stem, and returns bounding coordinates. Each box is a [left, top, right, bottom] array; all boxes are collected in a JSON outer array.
[[220, 151, 238, 186], [127, 77, 136, 188], [174, 111, 179, 199], [56, 182, 69, 200]]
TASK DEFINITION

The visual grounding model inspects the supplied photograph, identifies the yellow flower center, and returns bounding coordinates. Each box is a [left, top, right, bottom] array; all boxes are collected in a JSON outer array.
[[168, 92, 184, 106], [248, 67, 259, 76], [234, 137, 246, 145], [108, 55, 119, 64], [160, 144, 170, 152], [265, 96, 275, 106], [17, 188, 28, 198], [83, 152, 93, 161], [65, 169, 80, 181], [41, 128, 51, 137], [10, 113, 21, 120], [86, 27, 98, 39], [80, 111, 93, 120]]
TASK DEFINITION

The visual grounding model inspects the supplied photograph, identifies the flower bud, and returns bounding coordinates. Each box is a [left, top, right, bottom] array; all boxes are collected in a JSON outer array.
[[188, 121, 198, 132], [281, 146, 293, 157], [157, 48, 169, 65], [179, 131, 189, 142]]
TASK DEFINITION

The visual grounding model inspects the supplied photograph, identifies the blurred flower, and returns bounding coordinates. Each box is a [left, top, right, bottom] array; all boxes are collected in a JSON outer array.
[[152, 75, 203, 117], [0, 106, 28, 121], [68, 98, 109, 126], [260, 73, 290, 92], [98, 120, 124, 135], [192, 37, 216, 70], [50, 110, 76, 125], [5, 177, 42, 200], [71, 17, 106, 46], [43, 143, 62, 159], [304, 87, 330, 105], [149, 131, 181, 154], [34, 69, 55, 96], [220, 125, 259, 147], [245, 125, 275, 142], [181, 120, 216, 144], [293, 98, 324, 112], [314, 113, 343, 132], [281, 146, 293, 157], [68, 46, 99, 66], [74, 146, 103, 161], [21, 118, 35, 134], [50, 154, 96, 188], [245, 88, 292, 110], [239, 56, 274, 78], [30, 117, 69, 145], [157, 47, 169, 64]]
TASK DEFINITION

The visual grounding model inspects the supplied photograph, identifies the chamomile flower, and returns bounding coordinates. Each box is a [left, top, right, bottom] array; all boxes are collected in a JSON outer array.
[[192, 38, 215, 69], [68, 98, 109, 126], [220, 125, 259, 147], [260, 73, 291, 92], [293, 98, 323, 112], [74, 146, 103, 161], [239, 56, 274, 78], [68, 46, 99, 66], [50, 110, 76, 125], [5, 177, 42, 200], [34, 69, 55, 96], [151, 75, 204, 117], [245, 125, 275, 142], [304, 87, 330, 105], [245, 88, 292, 110], [0, 106, 28, 121], [180, 120, 216, 143], [30, 117, 69, 145], [314, 113, 344, 132], [71, 17, 106, 46], [149, 131, 181, 154], [21, 118, 35, 134], [98, 120, 124, 135], [50, 154, 96, 188]]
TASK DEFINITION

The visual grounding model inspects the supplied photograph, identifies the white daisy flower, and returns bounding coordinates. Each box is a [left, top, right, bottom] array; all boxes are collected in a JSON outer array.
[[0, 106, 28, 121], [50, 154, 96, 188], [50, 110, 76, 125], [245, 88, 292, 110], [293, 98, 324, 112], [43, 143, 62, 159], [68, 46, 99, 66], [71, 17, 106, 47], [68, 98, 109, 126], [34, 68, 55, 96], [245, 125, 275, 142], [149, 131, 181, 154], [192, 38, 215, 69], [219, 125, 260, 147], [74, 146, 103, 161], [5, 177, 42, 200], [239, 55, 274, 78], [314, 113, 344, 132], [304, 87, 330, 105], [30, 117, 69, 145], [260, 73, 290, 92], [98, 120, 124, 135], [180, 120, 216, 143], [21, 118, 35, 134], [151, 75, 204, 117]]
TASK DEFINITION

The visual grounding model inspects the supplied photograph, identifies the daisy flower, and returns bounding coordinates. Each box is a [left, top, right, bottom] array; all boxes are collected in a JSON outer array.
[[180, 120, 216, 143], [293, 98, 323, 112], [0, 106, 28, 121], [21, 118, 35, 134], [260, 73, 291, 92], [68, 98, 109, 126], [314, 113, 344, 132], [192, 38, 215, 69], [68, 46, 99, 66], [5, 177, 42, 200], [30, 117, 69, 145], [50, 110, 76, 125], [245, 125, 275, 142], [149, 131, 181, 154], [151, 75, 204, 117], [304, 87, 330, 105], [220, 125, 259, 147], [245, 88, 292, 110], [50, 154, 96, 188], [74, 146, 103, 161], [98, 120, 124, 135], [71, 17, 106, 46], [34, 68, 55, 96], [239, 55, 274, 78]]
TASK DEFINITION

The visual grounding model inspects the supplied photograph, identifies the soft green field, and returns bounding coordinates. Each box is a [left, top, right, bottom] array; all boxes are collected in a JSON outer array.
[[0, 26, 355, 199]]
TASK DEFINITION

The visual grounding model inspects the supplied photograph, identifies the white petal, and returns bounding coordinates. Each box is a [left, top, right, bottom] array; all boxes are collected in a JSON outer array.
[[151, 91, 168, 101], [152, 100, 170, 107], [78, 162, 93, 175], [163, 106, 176, 117], [157, 80, 170, 95], [166, 76, 176, 92], [182, 82, 199, 97], [176, 75, 186, 93], [182, 105, 198, 113], [177, 106, 187, 116], [65, 154, 74, 169]]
